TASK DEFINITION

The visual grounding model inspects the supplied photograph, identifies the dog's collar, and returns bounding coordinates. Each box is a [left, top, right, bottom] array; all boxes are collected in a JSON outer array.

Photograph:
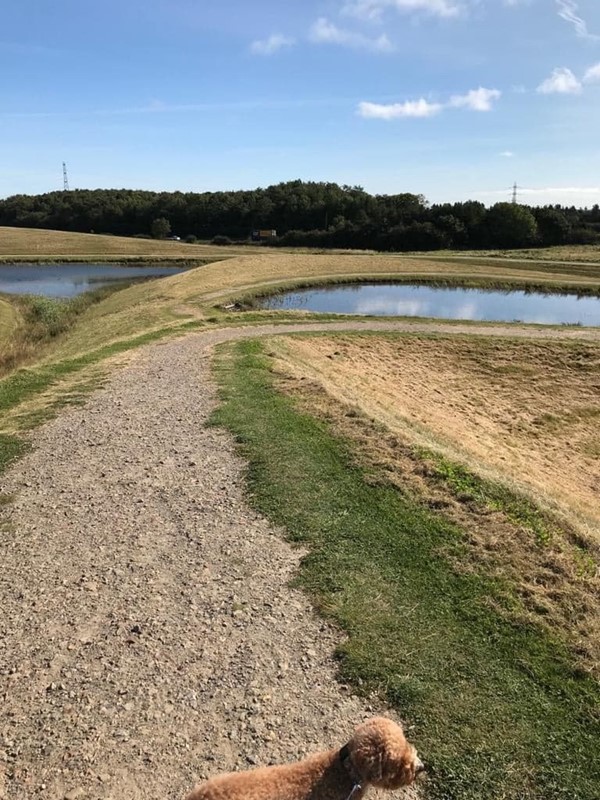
[[339, 744, 362, 799]]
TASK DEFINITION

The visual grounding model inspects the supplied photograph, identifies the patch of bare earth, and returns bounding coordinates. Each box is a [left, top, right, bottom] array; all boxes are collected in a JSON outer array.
[[0, 328, 421, 800], [270, 333, 600, 675]]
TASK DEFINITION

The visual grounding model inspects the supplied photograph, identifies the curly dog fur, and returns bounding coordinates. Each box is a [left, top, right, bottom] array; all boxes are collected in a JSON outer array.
[[185, 717, 424, 800]]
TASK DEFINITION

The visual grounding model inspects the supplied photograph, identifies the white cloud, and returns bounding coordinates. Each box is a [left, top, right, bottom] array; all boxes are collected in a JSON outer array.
[[358, 85, 501, 119], [583, 62, 600, 84], [250, 34, 295, 55], [358, 98, 443, 118], [309, 17, 393, 52], [555, 1, 599, 40], [537, 67, 582, 94], [343, 0, 462, 19], [499, 151, 514, 158], [449, 87, 501, 111]]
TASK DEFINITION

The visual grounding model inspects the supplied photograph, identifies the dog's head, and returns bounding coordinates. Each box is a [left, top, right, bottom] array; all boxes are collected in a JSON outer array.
[[346, 717, 424, 789]]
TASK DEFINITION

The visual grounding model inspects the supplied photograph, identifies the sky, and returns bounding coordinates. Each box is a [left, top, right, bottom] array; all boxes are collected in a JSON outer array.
[[1, 0, 599, 206]]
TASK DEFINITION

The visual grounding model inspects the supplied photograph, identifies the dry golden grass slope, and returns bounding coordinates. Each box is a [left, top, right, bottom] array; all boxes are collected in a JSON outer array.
[[439, 244, 600, 263], [0, 226, 251, 260], [272, 334, 600, 544]]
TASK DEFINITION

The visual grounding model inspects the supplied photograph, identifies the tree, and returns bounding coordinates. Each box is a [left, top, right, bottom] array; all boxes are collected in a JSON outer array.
[[534, 207, 571, 246], [151, 217, 171, 239], [483, 203, 538, 248]]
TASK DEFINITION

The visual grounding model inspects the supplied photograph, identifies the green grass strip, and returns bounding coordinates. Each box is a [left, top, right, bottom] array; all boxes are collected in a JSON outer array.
[[0, 433, 30, 475], [211, 339, 600, 800], [0, 321, 201, 417]]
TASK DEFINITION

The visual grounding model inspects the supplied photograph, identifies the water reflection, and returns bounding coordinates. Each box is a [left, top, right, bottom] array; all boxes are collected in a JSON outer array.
[[259, 284, 600, 326], [0, 263, 189, 298]]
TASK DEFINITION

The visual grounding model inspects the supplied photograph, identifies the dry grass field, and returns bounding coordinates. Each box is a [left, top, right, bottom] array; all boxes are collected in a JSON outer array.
[[266, 333, 600, 677], [38, 250, 600, 361], [272, 333, 600, 542], [2, 225, 600, 266], [440, 244, 600, 263], [0, 225, 251, 260]]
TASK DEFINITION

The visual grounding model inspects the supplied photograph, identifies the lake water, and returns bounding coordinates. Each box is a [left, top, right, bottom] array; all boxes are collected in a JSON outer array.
[[259, 283, 600, 326], [0, 263, 189, 298]]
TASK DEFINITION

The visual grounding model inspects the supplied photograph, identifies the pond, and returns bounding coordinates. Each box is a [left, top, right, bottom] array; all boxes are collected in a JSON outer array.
[[0, 263, 190, 298], [258, 283, 600, 326]]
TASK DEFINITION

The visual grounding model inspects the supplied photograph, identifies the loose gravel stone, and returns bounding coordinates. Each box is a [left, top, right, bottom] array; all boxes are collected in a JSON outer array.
[[0, 325, 436, 800]]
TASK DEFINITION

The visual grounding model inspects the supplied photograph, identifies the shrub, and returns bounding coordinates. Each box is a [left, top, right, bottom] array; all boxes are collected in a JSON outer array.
[[26, 296, 69, 337], [211, 235, 233, 246]]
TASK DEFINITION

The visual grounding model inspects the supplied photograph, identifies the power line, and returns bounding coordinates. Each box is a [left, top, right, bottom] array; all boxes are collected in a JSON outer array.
[[62, 162, 70, 191]]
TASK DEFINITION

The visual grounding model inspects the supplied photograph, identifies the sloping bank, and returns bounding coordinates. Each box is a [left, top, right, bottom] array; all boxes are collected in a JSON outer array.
[[211, 334, 600, 800], [1, 320, 599, 799]]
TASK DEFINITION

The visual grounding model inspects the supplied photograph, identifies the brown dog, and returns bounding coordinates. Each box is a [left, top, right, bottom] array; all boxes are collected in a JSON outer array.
[[185, 717, 424, 800]]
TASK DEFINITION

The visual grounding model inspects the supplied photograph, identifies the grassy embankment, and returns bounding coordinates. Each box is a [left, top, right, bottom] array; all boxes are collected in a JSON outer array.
[[433, 244, 600, 263], [1, 224, 600, 266], [1, 235, 599, 460], [0, 225, 252, 261], [212, 337, 600, 800], [1, 229, 599, 797]]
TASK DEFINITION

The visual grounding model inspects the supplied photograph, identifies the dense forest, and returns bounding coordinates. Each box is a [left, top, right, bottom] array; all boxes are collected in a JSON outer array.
[[1, 181, 600, 251]]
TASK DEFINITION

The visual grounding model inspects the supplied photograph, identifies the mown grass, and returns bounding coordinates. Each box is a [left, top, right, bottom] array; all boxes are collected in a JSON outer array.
[[0, 225, 249, 260], [420, 450, 557, 546], [0, 433, 29, 473], [212, 338, 600, 800], [434, 246, 600, 265]]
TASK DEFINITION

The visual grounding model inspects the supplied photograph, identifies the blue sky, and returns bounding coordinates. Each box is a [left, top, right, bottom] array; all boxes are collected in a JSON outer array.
[[1, 0, 599, 206]]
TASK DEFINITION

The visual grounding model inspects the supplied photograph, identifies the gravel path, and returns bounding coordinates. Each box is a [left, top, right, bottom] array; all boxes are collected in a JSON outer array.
[[1, 321, 598, 800]]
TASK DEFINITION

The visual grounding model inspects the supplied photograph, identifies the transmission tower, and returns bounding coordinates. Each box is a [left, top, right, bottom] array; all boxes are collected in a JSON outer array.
[[511, 181, 518, 204], [62, 162, 70, 191]]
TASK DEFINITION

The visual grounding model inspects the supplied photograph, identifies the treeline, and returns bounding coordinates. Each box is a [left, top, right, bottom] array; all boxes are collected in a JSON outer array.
[[1, 180, 599, 251]]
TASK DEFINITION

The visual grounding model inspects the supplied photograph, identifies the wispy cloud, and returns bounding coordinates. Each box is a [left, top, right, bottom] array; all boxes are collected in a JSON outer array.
[[309, 17, 393, 52], [537, 67, 582, 94], [482, 186, 600, 196], [499, 150, 514, 158], [342, 0, 462, 20], [1, 98, 346, 120], [250, 34, 295, 56], [583, 62, 600, 83], [555, 1, 599, 40], [358, 85, 501, 119], [358, 98, 443, 118], [449, 87, 501, 111]]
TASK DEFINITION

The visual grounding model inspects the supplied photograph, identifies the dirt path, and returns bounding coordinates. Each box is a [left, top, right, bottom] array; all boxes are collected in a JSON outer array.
[[1, 321, 598, 800]]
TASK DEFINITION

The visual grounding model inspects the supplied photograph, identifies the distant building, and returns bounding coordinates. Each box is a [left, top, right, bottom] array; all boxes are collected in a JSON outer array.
[[251, 229, 277, 242]]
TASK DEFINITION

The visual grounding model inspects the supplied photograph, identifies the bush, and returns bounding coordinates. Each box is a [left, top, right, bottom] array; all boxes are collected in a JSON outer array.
[[211, 235, 233, 246], [185, 234, 198, 244], [26, 296, 69, 338]]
